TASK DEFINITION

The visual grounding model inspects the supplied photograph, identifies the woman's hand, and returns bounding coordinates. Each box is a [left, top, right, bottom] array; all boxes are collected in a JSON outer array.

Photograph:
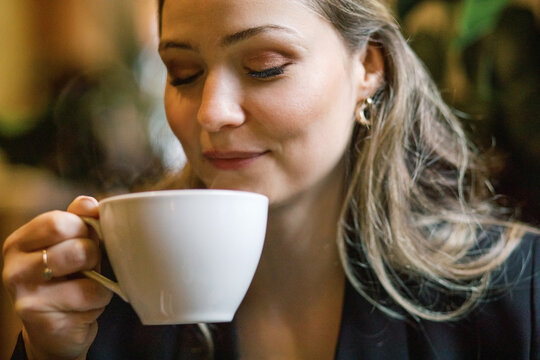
[[2, 196, 113, 360]]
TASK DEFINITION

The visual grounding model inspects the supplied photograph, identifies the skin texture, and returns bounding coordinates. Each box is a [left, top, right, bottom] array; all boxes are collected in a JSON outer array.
[[159, 0, 379, 207], [2, 0, 383, 359], [2, 196, 112, 359], [160, 0, 384, 358]]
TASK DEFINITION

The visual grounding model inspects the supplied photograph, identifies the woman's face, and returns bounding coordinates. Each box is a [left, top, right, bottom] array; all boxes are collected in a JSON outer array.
[[159, 0, 369, 206]]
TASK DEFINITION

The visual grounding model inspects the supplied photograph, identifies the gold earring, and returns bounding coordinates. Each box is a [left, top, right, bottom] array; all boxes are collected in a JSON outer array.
[[355, 97, 373, 127]]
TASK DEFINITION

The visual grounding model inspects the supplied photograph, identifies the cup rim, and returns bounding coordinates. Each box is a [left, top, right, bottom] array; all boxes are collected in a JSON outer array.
[[99, 189, 268, 205]]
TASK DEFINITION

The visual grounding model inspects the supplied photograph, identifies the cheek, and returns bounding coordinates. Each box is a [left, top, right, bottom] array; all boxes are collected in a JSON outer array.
[[164, 86, 199, 151], [246, 63, 355, 199], [251, 60, 355, 151]]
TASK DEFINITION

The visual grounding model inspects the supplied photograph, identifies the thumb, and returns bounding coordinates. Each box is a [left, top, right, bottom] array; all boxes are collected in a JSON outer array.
[[67, 196, 99, 218]]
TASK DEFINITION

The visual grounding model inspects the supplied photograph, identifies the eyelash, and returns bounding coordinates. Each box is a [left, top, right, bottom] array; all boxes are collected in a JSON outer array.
[[247, 65, 288, 79], [169, 64, 289, 87], [169, 71, 203, 87]]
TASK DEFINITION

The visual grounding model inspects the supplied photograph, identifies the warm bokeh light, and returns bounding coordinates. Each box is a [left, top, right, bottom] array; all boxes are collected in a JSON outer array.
[[0, 1, 538, 357]]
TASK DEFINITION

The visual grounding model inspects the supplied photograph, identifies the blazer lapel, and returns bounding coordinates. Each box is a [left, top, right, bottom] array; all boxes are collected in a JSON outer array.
[[334, 281, 410, 360]]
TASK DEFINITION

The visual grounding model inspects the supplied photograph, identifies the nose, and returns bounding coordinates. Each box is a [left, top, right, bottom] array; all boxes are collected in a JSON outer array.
[[197, 69, 245, 132]]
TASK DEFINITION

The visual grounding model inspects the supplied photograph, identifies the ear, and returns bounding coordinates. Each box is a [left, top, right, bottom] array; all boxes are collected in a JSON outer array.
[[352, 42, 385, 101]]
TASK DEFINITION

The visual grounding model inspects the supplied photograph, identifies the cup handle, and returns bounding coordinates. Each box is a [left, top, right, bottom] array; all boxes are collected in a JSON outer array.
[[80, 216, 129, 303]]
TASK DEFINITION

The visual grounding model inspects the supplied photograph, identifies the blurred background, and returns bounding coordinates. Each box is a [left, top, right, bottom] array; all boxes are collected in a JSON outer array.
[[0, 0, 538, 357]]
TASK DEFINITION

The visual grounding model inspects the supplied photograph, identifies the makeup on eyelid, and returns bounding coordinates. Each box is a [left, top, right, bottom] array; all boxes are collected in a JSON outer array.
[[163, 0, 362, 205], [243, 51, 293, 68], [165, 51, 296, 86], [164, 60, 200, 76]]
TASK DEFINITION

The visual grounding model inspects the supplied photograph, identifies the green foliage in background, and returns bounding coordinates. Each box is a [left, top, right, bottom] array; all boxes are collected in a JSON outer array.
[[398, 0, 540, 223], [0, 0, 516, 139], [456, 0, 511, 48], [398, 0, 513, 48]]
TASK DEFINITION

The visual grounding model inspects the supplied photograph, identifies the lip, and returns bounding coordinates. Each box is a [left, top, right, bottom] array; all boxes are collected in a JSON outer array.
[[203, 150, 268, 170]]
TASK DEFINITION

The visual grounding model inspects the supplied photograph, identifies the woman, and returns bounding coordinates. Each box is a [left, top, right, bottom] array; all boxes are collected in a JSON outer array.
[[4, 0, 539, 359]]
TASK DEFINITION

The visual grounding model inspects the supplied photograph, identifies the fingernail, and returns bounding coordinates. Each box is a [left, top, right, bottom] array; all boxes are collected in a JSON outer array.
[[77, 196, 99, 208]]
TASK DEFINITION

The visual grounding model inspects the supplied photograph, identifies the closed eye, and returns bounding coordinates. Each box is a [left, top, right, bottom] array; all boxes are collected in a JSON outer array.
[[169, 71, 204, 87], [247, 64, 290, 79]]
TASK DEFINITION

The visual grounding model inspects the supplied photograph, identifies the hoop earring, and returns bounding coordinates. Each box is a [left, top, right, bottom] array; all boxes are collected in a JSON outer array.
[[355, 97, 373, 127]]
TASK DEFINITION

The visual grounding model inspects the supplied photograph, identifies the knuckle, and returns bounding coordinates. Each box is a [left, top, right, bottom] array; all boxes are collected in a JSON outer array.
[[71, 331, 91, 348], [80, 284, 97, 305], [74, 280, 102, 307], [66, 241, 92, 269], [42, 319, 64, 337], [51, 317, 93, 348], [42, 210, 69, 238], [2, 233, 15, 257], [14, 296, 40, 317], [1, 272, 16, 296], [87, 280, 110, 302], [98, 287, 114, 306], [3, 227, 26, 257], [2, 260, 27, 293], [88, 281, 113, 307], [2, 265, 19, 290], [45, 317, 88, 346], [70, 325, 95, 348]]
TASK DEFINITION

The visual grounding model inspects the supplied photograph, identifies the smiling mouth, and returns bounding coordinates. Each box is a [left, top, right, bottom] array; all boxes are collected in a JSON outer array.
[[203, 151, 268, 170]]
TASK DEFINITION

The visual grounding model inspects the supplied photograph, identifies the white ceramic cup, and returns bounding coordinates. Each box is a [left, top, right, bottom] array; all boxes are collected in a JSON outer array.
[[81, 189, 268, 325]]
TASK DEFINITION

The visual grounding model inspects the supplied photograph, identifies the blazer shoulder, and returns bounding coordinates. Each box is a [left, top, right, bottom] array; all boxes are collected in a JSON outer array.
[[483, 224, 540, 286]]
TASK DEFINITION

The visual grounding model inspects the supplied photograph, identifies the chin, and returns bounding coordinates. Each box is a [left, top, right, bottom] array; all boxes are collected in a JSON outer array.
[[200, 172, 293, 207], [204, 178, 269, 196]]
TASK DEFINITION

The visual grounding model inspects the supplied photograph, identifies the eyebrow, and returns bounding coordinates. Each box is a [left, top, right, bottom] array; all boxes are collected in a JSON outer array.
[[158, 25, 298, 52]]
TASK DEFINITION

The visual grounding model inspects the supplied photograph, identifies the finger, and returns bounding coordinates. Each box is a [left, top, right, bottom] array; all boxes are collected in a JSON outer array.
[[3, 238, 100, 288], [17, 278, 113, 314], [2, 250, 50, 291], [22, 309, 102, 358], [4, 211, 88, 253], [67, 196, 99, 218], [67, 196, 101, 244], [2, 250, 38, 295], [44, 238, 101, 279], [42, 278, 113, 312]]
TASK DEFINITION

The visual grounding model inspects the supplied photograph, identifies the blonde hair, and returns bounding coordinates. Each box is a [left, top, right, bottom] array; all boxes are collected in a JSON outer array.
[[156, 0, 528, 322], [304, 0, 526, 321]]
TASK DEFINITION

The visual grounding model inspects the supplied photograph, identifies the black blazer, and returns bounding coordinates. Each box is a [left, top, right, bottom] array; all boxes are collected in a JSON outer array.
[[12, 231, 540, 359]]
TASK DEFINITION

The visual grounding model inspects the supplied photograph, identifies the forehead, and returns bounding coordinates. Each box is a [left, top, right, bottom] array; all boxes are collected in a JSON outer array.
[[160, 0, 323, 40]]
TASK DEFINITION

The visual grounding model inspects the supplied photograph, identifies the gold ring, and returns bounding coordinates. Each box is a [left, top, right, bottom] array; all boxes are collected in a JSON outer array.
[[42, 249, 53, 281]]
